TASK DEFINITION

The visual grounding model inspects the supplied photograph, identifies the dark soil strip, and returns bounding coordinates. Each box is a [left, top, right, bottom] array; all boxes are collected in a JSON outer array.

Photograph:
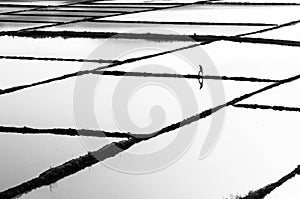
[[81, 2, 180, 5], [240, 165, 300, 199], [67, 5, 162, 9], [91, 70, 279, 83], [2, 31, 300, 48], [0, 126, 132, 138], [205, 2, 300, 6], [0, 55, 117, 64], [0, 31, 201, 40], [233, 104, 300, 113], [217, 36, 300, 47]]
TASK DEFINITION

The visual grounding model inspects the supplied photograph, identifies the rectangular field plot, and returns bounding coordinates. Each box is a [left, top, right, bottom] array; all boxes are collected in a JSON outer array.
[[13, 10, 123, 17], [69, 3, 176, 8], [249, 23, 300, 42], [1, 1, 300, 199], [0, 15, 82, 23], [101, 4, 300, 25], [0, 21, 49, 31], [0, 6, 30, 14], [42, 21, 274, 37], [53, 6, 150, 12]]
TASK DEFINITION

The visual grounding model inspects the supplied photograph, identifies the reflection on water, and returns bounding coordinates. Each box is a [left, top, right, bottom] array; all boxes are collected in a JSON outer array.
[[1, 35, 300, 199], [43, 21, 273, 36], [103, 4, 300, 24], [1, 1, 300, 198], [0, 15, 83, 23], [0, 21, 49, 31]]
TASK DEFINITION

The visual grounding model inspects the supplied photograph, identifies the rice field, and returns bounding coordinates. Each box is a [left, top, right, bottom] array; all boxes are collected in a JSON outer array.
[[0, 0, 300, 199]]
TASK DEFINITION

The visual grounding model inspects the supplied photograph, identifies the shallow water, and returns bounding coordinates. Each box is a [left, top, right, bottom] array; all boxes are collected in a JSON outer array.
[[250, 23, 300, 42], [0, 15, 83, 23], [0, 21, 50, 31], [18, 10, 119, 16], [43, 21, 272, 36], [0, 34, 300, 199], [102, 4, 300, 24], [1, 1, 300, 199]]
